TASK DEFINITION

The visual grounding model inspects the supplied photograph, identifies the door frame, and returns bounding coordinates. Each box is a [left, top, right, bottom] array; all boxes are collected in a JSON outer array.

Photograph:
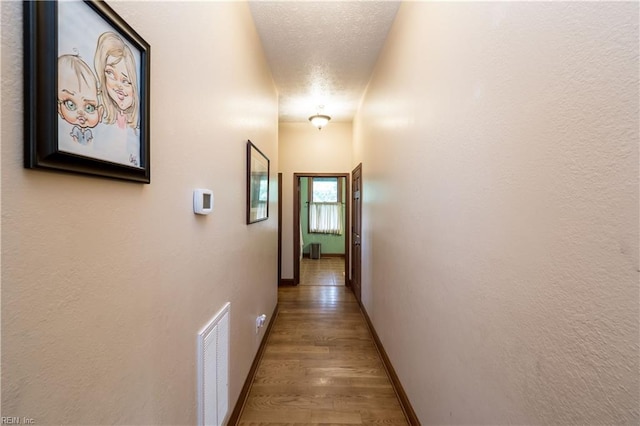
[[277, 172, 282, 286], [293, 172, 350, 286], [350, 163, 362, 303]]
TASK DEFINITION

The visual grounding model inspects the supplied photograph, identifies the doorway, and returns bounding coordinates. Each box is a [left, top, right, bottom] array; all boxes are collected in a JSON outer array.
[[293, 173, 350, 286]]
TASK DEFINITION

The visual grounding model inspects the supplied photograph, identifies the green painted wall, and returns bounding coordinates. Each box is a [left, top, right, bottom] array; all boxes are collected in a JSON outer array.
[[301, 177, 346, 254]]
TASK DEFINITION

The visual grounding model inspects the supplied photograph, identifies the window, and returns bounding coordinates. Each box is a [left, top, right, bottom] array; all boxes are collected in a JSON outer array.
[[308, 177, 343, 235], [310, 177, 342, 203]]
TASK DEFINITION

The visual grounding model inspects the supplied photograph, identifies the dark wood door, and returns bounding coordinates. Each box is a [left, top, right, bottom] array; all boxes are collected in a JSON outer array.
[[351, 164, 362, 303]]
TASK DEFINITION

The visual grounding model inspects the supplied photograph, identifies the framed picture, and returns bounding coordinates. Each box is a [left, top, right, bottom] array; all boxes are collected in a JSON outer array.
[[24, 0, 151, 183], [246, 140, 270, 224]]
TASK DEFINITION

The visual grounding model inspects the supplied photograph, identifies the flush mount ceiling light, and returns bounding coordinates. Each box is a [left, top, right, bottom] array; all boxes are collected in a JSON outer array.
[[309, 113, 331, 130]]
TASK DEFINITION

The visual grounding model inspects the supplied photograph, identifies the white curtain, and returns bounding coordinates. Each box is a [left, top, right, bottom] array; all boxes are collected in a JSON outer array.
[[309, 202, 343, 235], [300, 222, 304, 260], [256, 201, 267, 220]]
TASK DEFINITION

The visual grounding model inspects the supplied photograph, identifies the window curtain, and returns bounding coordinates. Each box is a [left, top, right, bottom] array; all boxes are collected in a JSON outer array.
[[300, 223, 304, 260], [256, 201, 267, 221], [309, 202, 343, 235]]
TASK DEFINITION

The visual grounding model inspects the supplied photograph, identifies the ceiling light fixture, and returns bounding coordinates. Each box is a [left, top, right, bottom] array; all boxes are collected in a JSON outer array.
[[308, 113, 331, 130]]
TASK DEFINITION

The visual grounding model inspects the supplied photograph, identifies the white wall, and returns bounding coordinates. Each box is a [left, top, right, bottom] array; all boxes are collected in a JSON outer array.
[[279, 122, 352, 279], [354, 2, 639, 423], [1, 1, 278, 423]]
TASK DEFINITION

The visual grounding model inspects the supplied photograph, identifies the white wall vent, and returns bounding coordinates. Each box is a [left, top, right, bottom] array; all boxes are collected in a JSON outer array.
[[197, 302, 230, 426]]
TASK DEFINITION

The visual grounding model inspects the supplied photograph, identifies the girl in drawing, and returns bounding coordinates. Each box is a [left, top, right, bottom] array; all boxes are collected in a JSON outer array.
[[94, 31, 141, 166], [94, 31, 139, 130], [57, 54, 103, 145]]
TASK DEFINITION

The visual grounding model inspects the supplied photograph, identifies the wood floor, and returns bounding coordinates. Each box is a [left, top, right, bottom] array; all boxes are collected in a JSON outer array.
[[237, 259, 408, 425], [300, 257, 346, 287]]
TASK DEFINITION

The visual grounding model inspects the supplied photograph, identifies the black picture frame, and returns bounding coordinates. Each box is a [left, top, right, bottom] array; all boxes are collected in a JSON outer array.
[[24, 0, 151, 183], [246, 140, 270, 224]]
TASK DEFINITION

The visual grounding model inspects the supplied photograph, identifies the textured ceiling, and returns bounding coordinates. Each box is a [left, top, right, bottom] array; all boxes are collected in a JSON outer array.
[[249, 1, 400, 123]]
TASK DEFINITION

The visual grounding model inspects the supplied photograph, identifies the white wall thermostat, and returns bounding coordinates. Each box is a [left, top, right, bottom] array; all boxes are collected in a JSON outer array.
[[193, 189, 214, 215]]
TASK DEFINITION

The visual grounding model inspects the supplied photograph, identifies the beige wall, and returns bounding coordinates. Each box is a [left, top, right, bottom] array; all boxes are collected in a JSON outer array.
[[1, 1, 278, 424], [354, 2, 639, 424], [279, 122, 352, 279]]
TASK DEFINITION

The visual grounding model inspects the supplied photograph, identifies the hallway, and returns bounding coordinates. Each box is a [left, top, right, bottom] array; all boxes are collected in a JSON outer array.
[[2, 1, 637, 424], [237, 270, 408, 424]]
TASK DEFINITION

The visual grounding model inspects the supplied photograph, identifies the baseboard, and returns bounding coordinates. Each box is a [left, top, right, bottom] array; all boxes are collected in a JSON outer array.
[[302, 253, 345, 258], [359, 302, 421, 425], [227, 303, 279, 425], [279, 278, 295, 286]]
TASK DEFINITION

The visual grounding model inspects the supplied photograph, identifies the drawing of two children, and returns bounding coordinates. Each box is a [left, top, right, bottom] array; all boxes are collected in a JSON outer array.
[[57, 31, 140, 167]]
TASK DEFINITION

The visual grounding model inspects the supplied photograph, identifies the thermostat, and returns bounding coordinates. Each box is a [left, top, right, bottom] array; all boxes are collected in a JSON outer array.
[[193, 189, 214, 215]]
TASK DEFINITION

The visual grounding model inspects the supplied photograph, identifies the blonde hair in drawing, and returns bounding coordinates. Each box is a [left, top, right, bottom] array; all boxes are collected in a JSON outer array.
[[94, 32, 139, 129]]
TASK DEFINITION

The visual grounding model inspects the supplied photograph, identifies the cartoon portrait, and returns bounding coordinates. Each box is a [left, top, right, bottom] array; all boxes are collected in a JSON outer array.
[[57, 54, 103, 145], [25, 0, 149, 182], [52, 0, 147, 172], [94, 32, 139, 132]]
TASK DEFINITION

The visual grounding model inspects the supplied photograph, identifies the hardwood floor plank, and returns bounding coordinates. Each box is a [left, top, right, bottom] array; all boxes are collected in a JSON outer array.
[[309, 410, 362, 424], [262, 351, 381, 362], [239, 408, 312, 423], [250, 377, 400, 390], [248, 384, 399, 398], [244, 395, 335, 410], [333, 395, 406, 410], [305, 366, 388, 379], [360, 408, 411, 424], [259, 359, 384, 370]]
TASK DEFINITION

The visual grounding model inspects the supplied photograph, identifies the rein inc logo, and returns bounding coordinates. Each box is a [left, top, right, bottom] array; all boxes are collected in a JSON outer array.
[[1, 418, 35, 425]]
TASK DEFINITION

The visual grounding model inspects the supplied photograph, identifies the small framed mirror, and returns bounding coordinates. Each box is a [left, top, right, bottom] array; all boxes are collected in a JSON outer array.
[[246, 140, 269, 224]]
